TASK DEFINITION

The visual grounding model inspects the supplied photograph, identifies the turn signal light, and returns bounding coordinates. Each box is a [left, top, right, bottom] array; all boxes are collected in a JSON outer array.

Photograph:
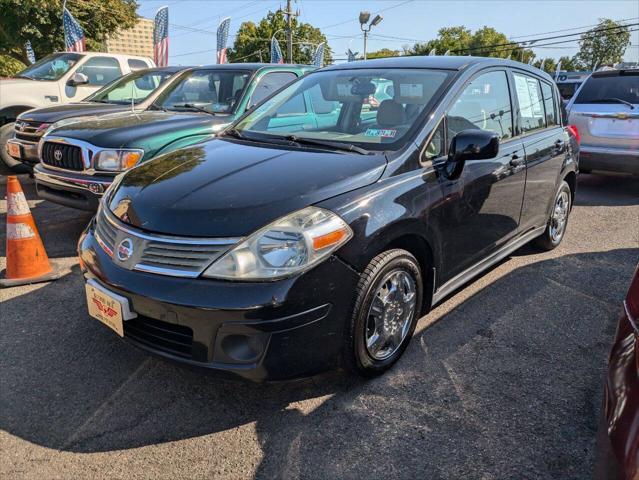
[[566, 125, 580, 145], [312, 228, 350, 250], [122, 151, 143, 169]]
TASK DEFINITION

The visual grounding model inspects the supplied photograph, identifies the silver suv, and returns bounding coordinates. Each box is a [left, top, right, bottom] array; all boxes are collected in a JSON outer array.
[[567, 68, 638, 175]]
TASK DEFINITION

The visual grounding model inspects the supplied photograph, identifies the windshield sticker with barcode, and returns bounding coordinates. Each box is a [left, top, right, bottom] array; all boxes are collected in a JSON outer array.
[[365, 128, 397, 138]]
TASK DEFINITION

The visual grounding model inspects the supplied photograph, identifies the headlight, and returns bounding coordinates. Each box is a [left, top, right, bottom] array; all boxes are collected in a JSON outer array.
[[202, 207, 352, 280], [94, 149, 144, 171]]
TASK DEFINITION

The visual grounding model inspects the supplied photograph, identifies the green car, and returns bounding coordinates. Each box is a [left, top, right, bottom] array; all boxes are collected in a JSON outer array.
[[34, 63, 315, 210]]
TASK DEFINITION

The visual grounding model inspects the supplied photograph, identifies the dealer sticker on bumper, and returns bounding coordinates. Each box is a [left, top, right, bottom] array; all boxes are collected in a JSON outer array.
[[85, 279, 137, 337], [6, 142, 21, 159]]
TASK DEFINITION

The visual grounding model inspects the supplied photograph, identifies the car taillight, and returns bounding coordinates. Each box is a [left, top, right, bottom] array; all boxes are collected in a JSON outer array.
[[566, 124, 580, 145]]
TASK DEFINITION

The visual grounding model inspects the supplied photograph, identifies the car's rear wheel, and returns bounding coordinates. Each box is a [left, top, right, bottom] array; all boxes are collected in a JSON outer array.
[[345, 249, 423, 376], [535, 180, 572, 250]]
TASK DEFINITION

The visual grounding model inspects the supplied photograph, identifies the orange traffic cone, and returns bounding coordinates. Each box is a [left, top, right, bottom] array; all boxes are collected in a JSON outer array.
[[1, 176, 60, 287]]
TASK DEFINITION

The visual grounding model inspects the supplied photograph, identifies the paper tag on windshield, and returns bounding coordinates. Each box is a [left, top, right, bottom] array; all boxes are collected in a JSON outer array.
[[365, 128, 397, 138]]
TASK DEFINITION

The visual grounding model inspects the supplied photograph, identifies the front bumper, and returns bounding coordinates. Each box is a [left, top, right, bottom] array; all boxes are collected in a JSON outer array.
[[580, 146, 639, 175], [78, 225, 359, 381], [34, 163, 114, 211], [6, 138, 39, 164]]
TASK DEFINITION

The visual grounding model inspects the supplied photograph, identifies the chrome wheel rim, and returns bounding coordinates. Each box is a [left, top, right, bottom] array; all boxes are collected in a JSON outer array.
[[550, 190, 570, 242], [365, 269, 417, 361]]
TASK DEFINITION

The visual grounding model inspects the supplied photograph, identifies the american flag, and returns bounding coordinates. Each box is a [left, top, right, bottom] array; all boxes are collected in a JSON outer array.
[[312, 42, 325, 68], [153, 6, 169, 67], [63, 8, 85, 52], [216, 17, 231, 64], [270, 36, 284, 64], [25, 41, 36, 64]]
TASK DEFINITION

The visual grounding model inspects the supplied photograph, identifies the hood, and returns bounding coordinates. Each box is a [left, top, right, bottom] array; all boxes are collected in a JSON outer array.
[[47, 111, 229, 150], [19, 102, 127, 124], [107, 138, 387, 237]]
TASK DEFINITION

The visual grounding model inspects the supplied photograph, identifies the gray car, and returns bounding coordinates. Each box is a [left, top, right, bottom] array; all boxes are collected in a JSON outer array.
[[566, 68, 638, 175]]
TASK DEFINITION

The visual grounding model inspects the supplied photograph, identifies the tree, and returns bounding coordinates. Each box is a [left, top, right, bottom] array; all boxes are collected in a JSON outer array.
[[0, 55, 26, 77], [408, 25, 520, 58], [557, 55, 584, 72], [533, 57, 558, 74], [575, 19, 631, 69], [0, 0, 138, 65], [410, 26, 472, 56], [228, 10, 332, 65], [366, 48, 400, 59]]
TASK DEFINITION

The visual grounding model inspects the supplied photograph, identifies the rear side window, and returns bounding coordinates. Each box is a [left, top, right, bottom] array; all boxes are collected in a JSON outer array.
[[541, 81, 558, 126], [249, 72, 298, 108], [574, 73, 639, 104], [513, 73, 545, 133], [128, 59, 149, 71], [447, 70, 513, 140], [77, 56, 122, 85]]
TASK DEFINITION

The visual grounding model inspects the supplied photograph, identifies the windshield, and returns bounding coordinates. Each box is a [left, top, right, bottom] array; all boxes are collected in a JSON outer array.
[[156, 69, 251, 114], [557, 82, 580, 100], [574, 72, 639, 104], [15, 52, 83, 81], [87, 70, 174, 105], [233, 68, 452, 151]]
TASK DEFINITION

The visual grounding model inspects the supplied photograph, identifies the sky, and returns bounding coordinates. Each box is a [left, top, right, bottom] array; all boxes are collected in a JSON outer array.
[[136, 0, 639, 66]]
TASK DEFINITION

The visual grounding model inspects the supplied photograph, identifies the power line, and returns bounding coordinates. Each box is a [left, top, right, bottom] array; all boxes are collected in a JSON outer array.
[[320, 0, 415, 30]]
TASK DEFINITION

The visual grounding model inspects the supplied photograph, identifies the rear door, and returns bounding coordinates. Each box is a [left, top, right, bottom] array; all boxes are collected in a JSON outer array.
[[568, 70, 639, 152], [511, 70, 567, 231]]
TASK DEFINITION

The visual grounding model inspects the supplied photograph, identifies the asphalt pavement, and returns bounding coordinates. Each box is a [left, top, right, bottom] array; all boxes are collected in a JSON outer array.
[[1, 171, 638, 479]]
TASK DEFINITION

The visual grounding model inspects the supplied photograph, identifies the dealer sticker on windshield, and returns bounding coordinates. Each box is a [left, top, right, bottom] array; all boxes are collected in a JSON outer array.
[[365, 128, 397, 138]]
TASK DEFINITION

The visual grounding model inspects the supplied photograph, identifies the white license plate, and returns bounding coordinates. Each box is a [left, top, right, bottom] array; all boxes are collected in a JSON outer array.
[[6, 142, 21, 159], [85, 282, 136, 336]]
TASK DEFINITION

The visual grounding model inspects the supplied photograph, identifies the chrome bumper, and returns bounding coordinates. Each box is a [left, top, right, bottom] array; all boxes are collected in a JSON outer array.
[[6, 138, 39, 163]]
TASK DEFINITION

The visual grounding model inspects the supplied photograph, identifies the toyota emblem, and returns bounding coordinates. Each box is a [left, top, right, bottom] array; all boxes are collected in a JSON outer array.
[[116, 238, 134, 261], [53, 149, 63, 161]]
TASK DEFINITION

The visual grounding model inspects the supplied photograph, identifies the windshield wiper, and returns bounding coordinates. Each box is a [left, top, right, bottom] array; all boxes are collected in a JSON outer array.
[[223, 127, 246, 139], [283, 135, 370, 155], [589, 98, 635, 109], [170, 103, 217, 115]]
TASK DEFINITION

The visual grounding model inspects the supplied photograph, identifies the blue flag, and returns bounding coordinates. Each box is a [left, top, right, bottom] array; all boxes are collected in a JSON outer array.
[[25, 41, 36, 64], [312, 42, 325, 67], [270, 36, 284, 64], [217, 17, 231, 64]]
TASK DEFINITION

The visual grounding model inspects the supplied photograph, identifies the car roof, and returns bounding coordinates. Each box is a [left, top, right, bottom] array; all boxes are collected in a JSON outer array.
[[322, 55, 554, 81], [145, 66, 192, 73], [192, 63, 313, 72]]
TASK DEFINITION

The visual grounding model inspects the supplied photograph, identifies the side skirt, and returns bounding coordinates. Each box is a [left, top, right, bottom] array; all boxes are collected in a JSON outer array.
[[431, 226, 545, 306]]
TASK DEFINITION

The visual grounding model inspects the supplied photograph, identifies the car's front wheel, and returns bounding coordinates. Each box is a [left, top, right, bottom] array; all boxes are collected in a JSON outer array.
[[535, 180, 572, 250], [345, 249, 423, 376]]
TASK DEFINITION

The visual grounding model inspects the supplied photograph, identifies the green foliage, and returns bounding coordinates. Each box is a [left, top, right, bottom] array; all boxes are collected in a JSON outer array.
[[410, 26, 472, 56], [556, 55, 584, 72], [228, 10, 332, 65], [0, 0, 138, 65], [575, 19, 631, 69], [409, 26, 518, 58], [532, 57, 558, 74], [0, 55, 26, 77], [366, 48, 400, 59]]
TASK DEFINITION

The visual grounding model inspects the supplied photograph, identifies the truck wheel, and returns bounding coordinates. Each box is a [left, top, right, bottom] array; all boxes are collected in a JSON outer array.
[[0, 123, 26, 172], [345, 249, 423, 376]]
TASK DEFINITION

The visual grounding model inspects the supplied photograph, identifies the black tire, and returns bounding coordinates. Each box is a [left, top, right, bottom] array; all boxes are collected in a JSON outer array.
[[534, 180, 572, 251], [345, 249, 424, 377]]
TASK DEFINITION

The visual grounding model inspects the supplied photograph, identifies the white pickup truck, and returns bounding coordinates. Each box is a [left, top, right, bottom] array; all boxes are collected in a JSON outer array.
[[0, 51, 155, 168]]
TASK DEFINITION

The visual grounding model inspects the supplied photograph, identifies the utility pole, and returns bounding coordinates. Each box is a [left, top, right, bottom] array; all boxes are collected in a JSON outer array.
[[283, 0, 298, 64]]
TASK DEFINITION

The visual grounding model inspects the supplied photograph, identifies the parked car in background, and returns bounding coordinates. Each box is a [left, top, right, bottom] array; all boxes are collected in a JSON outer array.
[[567, 68, 638, 175], [34, 63, 314, 210], [555, 71, 590, 104], [5, 66, 187, 169], [78, 56, 578, 381], [0, 52, 154, 168], [595, 264, 639, 480]]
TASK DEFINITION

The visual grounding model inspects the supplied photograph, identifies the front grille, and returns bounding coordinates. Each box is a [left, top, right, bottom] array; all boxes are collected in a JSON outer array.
[[124, 315, 193, 358], [14, 121, 49, 141], [94, 208, 238, 278], [41, 141, 84, 171]]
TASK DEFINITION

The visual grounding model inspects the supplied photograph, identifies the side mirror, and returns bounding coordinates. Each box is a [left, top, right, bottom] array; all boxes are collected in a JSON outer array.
[[67, 72, 89, 87], [444, 129, 499, 178]]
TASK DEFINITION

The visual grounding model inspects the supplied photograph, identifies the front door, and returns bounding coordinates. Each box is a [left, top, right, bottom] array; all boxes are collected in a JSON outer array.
[[434, 69, 526, 281]]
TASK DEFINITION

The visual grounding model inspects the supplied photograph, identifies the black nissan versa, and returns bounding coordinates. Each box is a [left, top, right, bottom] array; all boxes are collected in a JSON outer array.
[[78, 56, 579, 381]]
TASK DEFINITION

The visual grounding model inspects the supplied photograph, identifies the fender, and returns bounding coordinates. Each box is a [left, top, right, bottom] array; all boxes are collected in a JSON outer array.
[[0, 105, 37, 125], [151, 133, 218, 159]]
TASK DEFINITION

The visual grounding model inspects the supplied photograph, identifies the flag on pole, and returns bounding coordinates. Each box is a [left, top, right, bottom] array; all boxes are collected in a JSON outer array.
[[428, 48, 436, 56], [554, 61, 562, 81], [528, 56, 534, 65], [540, 59, 546, 72], [443, 50, 450, 56], [25, 41, 36, 64], [216, 17, 231, 64], [63, 7, 86, 52], [270, 36, 284, 64], [312, 42, 325, 67], [346, 49, 358, 62], [153, 6, 169, 67]]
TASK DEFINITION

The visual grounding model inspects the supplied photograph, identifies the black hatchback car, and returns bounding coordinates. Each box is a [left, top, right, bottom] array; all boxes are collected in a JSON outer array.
[[79, 56, 579, 381]]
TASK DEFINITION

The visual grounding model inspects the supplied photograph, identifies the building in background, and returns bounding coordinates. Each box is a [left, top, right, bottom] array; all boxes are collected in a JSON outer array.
[[105, 18, 154, 59]]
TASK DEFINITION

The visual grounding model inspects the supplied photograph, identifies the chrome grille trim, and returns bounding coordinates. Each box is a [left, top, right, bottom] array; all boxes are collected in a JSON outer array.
[[96, 208, 241, 278]]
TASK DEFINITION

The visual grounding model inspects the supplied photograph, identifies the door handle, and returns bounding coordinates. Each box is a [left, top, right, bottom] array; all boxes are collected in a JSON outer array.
[[509, 154, 524, 168], [554, 139, 564, 150]]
